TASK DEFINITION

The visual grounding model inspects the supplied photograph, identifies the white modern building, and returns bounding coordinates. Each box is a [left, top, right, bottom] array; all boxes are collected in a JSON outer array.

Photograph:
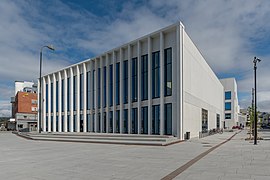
[[220, 78, 239, 129], [39, 22, 224, 140]]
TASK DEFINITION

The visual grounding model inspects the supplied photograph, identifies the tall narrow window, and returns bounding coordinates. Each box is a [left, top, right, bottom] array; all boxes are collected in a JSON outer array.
[[80, 73, 83, 110], [164, 103, 172, 135], [73, 115, 76, 132], [116, 62, 120, 105], [152, 51, 160, 98], [132, 57, 138, 102], [92, 114, 95, 132], [61, 79, 64, 112], [97, 113, 100, 133], [56, 81, 59, 112], [103, 67, 107, 107], [51, 115, 53, 132], [51, 82, 53, 113], [109, 111, 113, 133], [131, 108, 138, 134], [141, 106, 148, 134], [87, 114, 90, 132], [109, 65, 113, 107], [141, 55, 148, 100], [67, 77, 70, 111], [216, 114, 220, 129], [115, 110, 120, 133], [61, 115, 64, 132], [67, 115, 70, 132], [123, 60, 128, 104], [164, 48, 172, 96], [123, 109, 128, 133], [202, 109, 208, 132], [56, 116, 58, 131], [46, 84, 48, 113], [103, 112, 106, 133], [87, 71, 91, 110], [80, 114, 83, 132], [73, 75, 77, 110], [97, 68, 101, 108], [92, 70, 95, 109], [46, 116, 48, 131], [152, 105, 160, 135]]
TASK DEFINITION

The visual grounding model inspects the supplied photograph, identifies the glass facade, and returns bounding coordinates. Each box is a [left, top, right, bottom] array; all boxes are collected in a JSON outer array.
[[152, 51, 160, 98], [103, 67, 106, 107], [67, 77, 70, 111], [152, 105, 160, 135], [141, 55, 148, 101], [61, 79, 64, 112], [56, 81, 59, 111], [123, 60, 128, 104], [109, 64, 113, 107], [73, 75, 77, 110], [92, 70, 95, 109], [46, 84, 48, 113], [141, 106, 148, 134], [116, 62, 120, 105], [115, 110, 120, 133], [225, 102, 231, 110], [109, 111, 113, 133], [87, 71, 91, 110], [80, 73, 83, 110], [97, 68, 101, 108], [164, 103, 172, 135], [132, 57, 138, 102], [164, 48, 172, 96], [225, 113, 231, 119], [131, 108, 138, 134], [202, 109, 208, 132], [216, 114, 220, 129], [225, 91, 231, 100], [123, 109, 128, 133], [103, 112, 106, 133], [51, 82, 53, 113]]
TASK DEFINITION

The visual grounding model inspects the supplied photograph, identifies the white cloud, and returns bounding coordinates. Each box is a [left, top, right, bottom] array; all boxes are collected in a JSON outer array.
[[0, 0, 270, 116]]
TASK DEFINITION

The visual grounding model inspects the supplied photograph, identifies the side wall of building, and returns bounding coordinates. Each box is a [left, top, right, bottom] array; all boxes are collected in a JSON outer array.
[[182, 31, 224, 138]]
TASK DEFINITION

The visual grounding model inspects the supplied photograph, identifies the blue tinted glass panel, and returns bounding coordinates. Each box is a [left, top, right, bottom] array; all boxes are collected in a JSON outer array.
[[152, 105, 160, 135], [164, 103, 172, 135], [152, 51, 160, 98], [109, 65, 113, 106], [141, 106, 148, 134], [87, 71, 91, 110], [61, 79, 64, 112], [131, 108, 138, 134], [225, 91, 231, 100], [164, 48, 172, 96], [123, 109, 128, 133], [103, 67, 106, 107], [67, 78, 70, 111], [132, 58, 138, 102], [141, 55, 148, 100], [225, 102, 231, 110], [123, 60, 128, 104], [98, 68, 101, 108], [116, 62, 120, 105], [80, 73, 83, 110]]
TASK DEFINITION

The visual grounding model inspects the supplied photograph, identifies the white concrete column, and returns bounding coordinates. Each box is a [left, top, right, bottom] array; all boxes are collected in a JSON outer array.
[[76, 65, 80, 132], [53, 73, 56, 132], [128, 45, 132, 134], [47, 76, 51, 132], [37, 79, 40, 132], [42, 77, 46, 132], [148, 36, 152, 135], [112, 51, 116, 133], [119, 48, 123, 133], [64, 70, 68, 132], [137, 41, 141, 134], [58, 72, 62, 132], [83, 63, 87, 132], [89, 61, 93, 132], [94, 59, 98, 132], [176, 23, 184, 139], [160, 31, 164, 135], [100, 57, 104, 132], [106, 54, 110, 132], [70, 67, 74, 132]]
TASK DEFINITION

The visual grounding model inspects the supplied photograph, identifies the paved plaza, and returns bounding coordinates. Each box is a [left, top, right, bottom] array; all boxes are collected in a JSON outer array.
[[0, 130, 269, 180]]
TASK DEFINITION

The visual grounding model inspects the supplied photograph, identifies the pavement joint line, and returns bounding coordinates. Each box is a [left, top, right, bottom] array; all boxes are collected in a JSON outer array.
[[161, 131, 240, 180]]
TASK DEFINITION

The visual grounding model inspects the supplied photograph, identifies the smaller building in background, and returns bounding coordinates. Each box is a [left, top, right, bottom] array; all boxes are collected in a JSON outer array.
[[10, 81, 38, 131], [220, 78, 239, 129]]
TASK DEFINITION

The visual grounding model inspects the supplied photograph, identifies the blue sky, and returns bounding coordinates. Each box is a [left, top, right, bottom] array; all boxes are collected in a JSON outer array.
[[0, 0, 270, 116]]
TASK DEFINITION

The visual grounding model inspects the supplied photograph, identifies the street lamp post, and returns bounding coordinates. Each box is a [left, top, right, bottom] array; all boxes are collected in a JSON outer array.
[[39, 45, 55, 133], [253, 56, 261, 145]]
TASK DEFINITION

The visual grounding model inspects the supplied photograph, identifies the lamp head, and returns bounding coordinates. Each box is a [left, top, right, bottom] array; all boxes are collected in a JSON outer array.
[[46, 45, 55, 51]]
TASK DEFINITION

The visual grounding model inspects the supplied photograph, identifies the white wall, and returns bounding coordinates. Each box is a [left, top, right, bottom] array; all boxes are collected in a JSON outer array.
[[182, 31, 224, 138]]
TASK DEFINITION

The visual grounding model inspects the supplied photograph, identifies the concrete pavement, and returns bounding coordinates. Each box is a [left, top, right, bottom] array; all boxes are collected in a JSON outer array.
[[0, 130, 269, 180]]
